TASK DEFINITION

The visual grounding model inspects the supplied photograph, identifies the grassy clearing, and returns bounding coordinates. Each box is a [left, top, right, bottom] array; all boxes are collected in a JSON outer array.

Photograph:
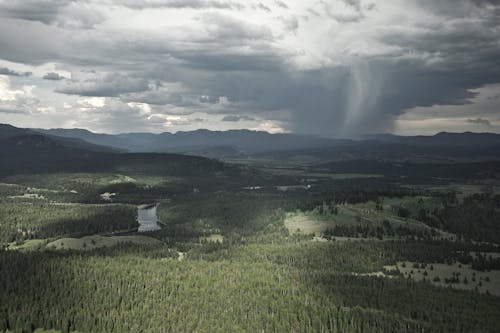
[[343, 199, 455, 239], [310, 172, 383, 179], [387, 261, 500, 296], [2, 173, 182, 192], [470, 251, 500, 260], [201, 234, 224, 243], [259, 167, 382, 180], [9, 193, 46, 200], [404, 183, 500, 199], [329, 236, 401, 242], [286, 199, 453, 240], [284, 212, 330, 235], [7, 239, 49, 251], [3, 173, 129, 190], [46, 235, 162, 251], [3, 328, 80, 332], [353, 271, 391, 278]]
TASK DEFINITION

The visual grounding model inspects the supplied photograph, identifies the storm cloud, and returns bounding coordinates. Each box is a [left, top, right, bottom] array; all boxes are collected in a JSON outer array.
[[222, 115, 255, 122], [43, 72, 66, 80], [467, 118, 491, 126], [0, 67, 31, 77], [0, 0, 499, 135]]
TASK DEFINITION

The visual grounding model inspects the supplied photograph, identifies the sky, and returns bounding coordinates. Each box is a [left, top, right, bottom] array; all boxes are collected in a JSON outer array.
[[0, 0, 499, 137]]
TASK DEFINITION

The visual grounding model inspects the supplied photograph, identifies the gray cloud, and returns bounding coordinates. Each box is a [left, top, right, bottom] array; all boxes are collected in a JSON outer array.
[[0, 0, 105, 29], [279, 16, 299, 33], [56, 73, 149, 97], [116, 0, 244, 10], [0, 18, 69, 65], [0, 67, 31, 76], [319, 0, 366, 23], [0, 0, 68, 24], [274, 1, 288, 9], [43, 72, 65, 80], [198, 95, 219, 104], [467, 118, 491, 126], [199, 12, 274, 42], [255, 3, 271, 12], [221, 115, 255, 122], [122, 91, 185, 106], [343, 0, 362, 12]]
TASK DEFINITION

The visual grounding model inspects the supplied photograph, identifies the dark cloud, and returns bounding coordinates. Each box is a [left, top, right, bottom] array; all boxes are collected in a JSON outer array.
[[121, 88, 190, 106], [256, 3, 271, 12], [343, 0, 362, 12], [198, 95, 219, 104], [280, 16, 299, 33], [363, 3, 376, 11], [199, 12, 274, 42], [415, 0, 499, 18], [319, 0, 365, 23], [0, 67, 31, 76], [116, 0, 244, 10], [0, 19, 69, 65], [221, 115, 255, 122], [180, 52, 284, 71], [56, 73, 149, 97], [274, 1, 288, 9], [43, 72, 65, 80], [0, 0, 68, 24], [0, 107, 26, 114], [0, 0, 105, 29], [467, 118, 491, 126]]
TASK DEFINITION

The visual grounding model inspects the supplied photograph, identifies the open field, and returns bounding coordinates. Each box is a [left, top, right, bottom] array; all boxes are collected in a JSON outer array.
[[386, 261, 500, 296], [284, 199, 455, 241], [405, 183, 500, 197], [4, 173, 182, 189], [258, 167, 383, 180], [46, 235, 163, 251], [200, 233, 224, 243], [7, 239, 49, 251], [284, 212, 330, 235]]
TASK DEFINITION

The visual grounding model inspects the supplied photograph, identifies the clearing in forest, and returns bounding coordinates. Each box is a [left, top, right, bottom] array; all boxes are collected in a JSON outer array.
[[201, 233, 224, 243], [46, 235, 162, 250], [386, 261, 500, 296], [284, 212, 331, 236]]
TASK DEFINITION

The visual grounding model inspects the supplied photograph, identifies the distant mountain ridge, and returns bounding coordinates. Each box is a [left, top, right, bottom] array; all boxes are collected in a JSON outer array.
[[1, 123, 500, 161], [0, 124, 118, 153], [0, 124, 244, 178], [33, 127, 342, 155], [33, 126, 500, 156]]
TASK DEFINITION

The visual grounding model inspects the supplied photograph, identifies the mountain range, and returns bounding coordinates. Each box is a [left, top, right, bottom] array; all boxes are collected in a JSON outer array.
[[33, 127, 340, 156], [0, 124, 117, 153], [1, 123, 500, 162]]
